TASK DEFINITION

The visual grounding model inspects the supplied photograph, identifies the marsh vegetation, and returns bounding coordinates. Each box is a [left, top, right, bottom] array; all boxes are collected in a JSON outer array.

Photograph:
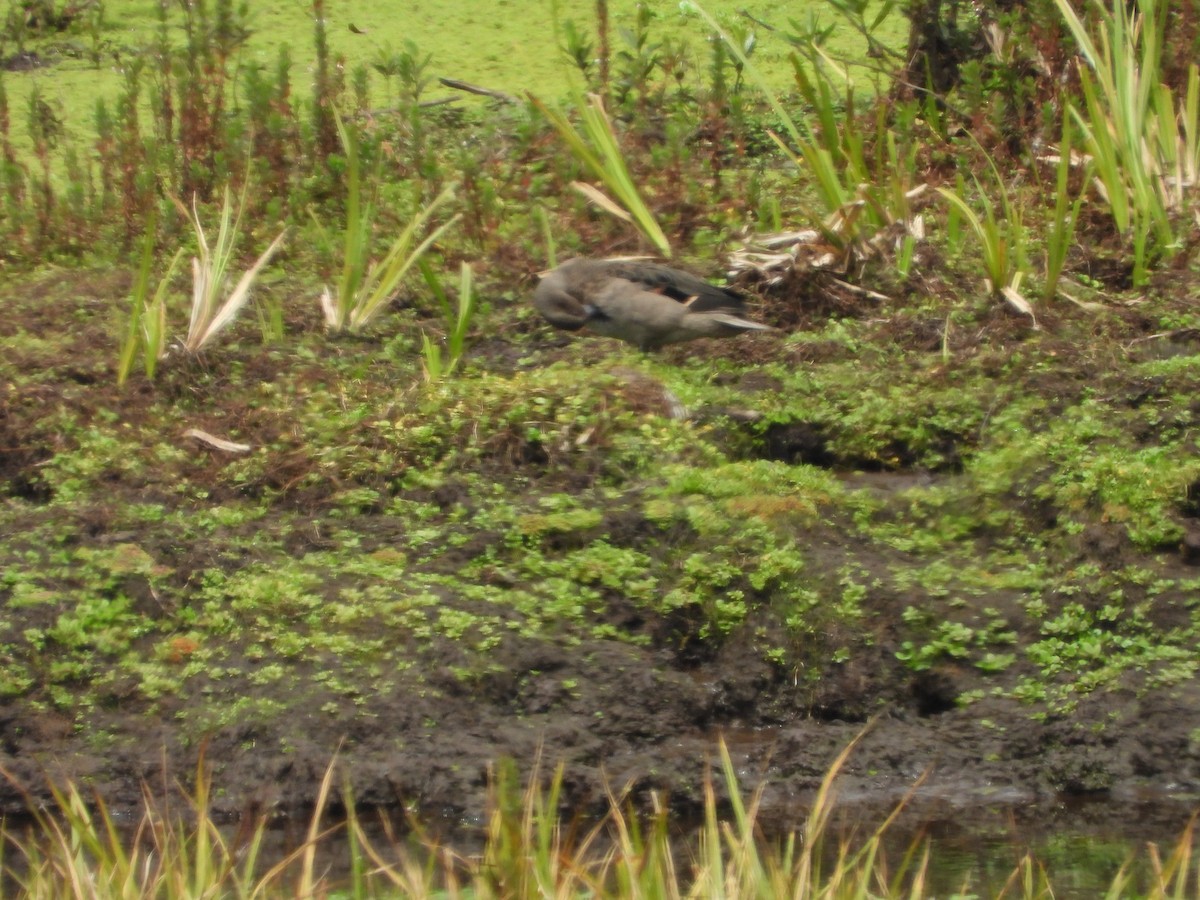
[[2, 0, 1200, 894]]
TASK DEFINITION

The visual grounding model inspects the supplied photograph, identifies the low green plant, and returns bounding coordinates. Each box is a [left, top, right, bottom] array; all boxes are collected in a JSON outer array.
[[684, 1, 804, 149], [897, 619, 976, 671], [174, 185, 287, 354], [557, 18, 598, 88], [419, 259, 476, 380], [117, 220, 185, 385], [317, 114, 459, 333], [372, 40, 433, 109]]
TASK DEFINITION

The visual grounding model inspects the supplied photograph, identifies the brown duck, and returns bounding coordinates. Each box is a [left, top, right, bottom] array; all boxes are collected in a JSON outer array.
[[533, 258, 773, 351]]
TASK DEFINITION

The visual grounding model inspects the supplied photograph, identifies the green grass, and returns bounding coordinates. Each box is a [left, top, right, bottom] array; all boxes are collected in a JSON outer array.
[[2, 0, 904, 154], [3, 738, 1195, 898]]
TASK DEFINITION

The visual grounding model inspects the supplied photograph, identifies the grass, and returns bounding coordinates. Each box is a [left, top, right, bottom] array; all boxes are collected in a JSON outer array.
[[2, 738, 1194, 898], [0, 0, 899, 161]]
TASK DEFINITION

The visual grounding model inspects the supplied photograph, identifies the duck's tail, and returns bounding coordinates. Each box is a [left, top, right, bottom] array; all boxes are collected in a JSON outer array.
[[702, 312, 776, 333]]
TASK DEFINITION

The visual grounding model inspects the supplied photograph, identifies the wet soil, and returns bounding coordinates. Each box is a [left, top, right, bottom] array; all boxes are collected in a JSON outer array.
[[1, 266, 1199, 837]]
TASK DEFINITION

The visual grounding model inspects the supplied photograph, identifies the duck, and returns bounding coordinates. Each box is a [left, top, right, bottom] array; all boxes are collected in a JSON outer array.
[[533, 258, 774, 351]]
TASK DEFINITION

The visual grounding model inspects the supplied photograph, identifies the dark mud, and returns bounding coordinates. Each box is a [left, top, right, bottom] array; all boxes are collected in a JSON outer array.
[[4, 623, 1196, 830]]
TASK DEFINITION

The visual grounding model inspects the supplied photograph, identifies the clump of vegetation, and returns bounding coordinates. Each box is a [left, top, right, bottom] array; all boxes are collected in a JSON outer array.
[[3, 738, 1195, 898], [316, 114, 459, 335], [176, 186, 287, 352]]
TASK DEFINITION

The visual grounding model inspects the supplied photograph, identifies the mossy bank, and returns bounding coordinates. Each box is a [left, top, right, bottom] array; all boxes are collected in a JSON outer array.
[[2, 260, 1200, 819]]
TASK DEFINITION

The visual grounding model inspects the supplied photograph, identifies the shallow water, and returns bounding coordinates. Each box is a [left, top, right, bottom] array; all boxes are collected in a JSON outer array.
[[837, 791, 1200, 898], [243, 790, 1199, 896]]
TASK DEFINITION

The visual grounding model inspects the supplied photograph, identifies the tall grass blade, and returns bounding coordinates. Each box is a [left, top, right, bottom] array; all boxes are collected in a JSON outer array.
[[537, 205, 558, 268], [196, 230, 286, 350], [329, 111, 367, 327], [348, 187, 458, 333], [796, 719, 877, 891], [1044, 111, 1086, 302], [143, 250, 184, 378], [118, 222, 158, 387], [534, 93, 671, 257], [118, 228, 184, 386], [716, 739, 771, 899], [700, 768, 727, 900], [188, 749, 222, 895], [421, 334, 444, 380], [447, 261, 475, 365], [937, 186, 998, 288], [572, 179, 634, 222], [297, 754, 339, 897], [1184, 65, 1200, 190]]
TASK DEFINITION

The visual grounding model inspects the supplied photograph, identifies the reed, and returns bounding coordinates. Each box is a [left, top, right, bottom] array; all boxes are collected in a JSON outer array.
[[317, 114, 459, 334], [534, 92, 673, 258], [1052, 0, 1199, 284], [4, 737, 1191, 898]]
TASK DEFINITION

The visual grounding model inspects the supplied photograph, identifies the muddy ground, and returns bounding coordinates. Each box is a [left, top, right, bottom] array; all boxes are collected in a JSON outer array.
[[1, 263, 1199, 839]]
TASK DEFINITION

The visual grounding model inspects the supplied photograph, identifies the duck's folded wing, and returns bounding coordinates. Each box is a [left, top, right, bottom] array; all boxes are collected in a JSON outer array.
[[601, 261, 744, 312], [592, 280, 688, 323]]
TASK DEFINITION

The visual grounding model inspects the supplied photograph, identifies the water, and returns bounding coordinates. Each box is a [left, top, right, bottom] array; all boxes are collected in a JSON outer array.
[[826, 790, 1200, 897], [296, 790, 1200, 896]]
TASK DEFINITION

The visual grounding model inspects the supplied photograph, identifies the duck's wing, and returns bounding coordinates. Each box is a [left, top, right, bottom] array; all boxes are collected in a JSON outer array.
[[585, 279, 691, 350], [598, 261, 744, 312], [589, 279, 773, 349]]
